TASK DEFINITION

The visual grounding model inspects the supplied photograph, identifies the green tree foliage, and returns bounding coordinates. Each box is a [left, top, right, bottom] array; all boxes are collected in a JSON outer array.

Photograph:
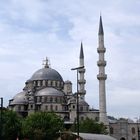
[[79, 118, 107, 134], [0, 110, 22, 140], [21, 112, 63, 140]]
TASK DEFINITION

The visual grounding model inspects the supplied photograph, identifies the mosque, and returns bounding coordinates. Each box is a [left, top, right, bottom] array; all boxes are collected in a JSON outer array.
[[8, 16, 140, 140], [8, 16, 108, 125]]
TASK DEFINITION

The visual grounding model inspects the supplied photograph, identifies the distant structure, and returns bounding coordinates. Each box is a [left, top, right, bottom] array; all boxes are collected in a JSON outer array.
[[109, 118, 140, 140], [97, 16, 108, 125]]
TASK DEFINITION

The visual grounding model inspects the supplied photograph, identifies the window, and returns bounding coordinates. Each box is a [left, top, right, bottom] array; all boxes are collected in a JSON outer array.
[[80, 106, 83, 111], [55, 97, 57, 103], [50, 105, 53, 111], [44, 97, 47, 102], [18, 105, 21, 111], [57, 81, 60, 87], [132, 127, 135, 134], [52, 81, 56, 87], [43, 80, 46, 86], [50, 97, 53, 102], [55, 106, 58, 111], [73, 105, 75, 109], [110, 127, 114, 134], [81, 116, 84, 121], [46, 105, 48, 110]]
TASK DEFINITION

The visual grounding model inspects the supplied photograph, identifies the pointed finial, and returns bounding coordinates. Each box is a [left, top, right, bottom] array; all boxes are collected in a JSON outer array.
[[80, 42, 84, 59], [43, 57, 50, 68], [98, 15, 104, 35]]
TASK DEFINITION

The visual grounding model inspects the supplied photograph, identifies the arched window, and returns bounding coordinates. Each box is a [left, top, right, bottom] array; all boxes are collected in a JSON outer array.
[[80, 106, 83, 111], [110, 127, 114, 134], [48, 80, 51, 86], [55, 105, 58, 111], [57, 81, 60, 87], [45, 97, 48, 103], [50, 105, 53, 111], [55, 97, 57, 103], [50, 97, 53, 102], [132, 127, 135, 134], [43, 80, 46, 86], [18, 105, 21, 111], [52, 81, 56, 87], [81, 116, 84, 121]]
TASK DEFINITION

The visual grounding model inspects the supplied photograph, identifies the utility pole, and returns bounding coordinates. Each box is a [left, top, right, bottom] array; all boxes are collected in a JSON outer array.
[[71, 66, 84, 139], [0, 97, 3, 139]]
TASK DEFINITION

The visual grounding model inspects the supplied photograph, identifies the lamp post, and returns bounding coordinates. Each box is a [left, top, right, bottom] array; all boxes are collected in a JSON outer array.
[[137, 118, 140, 140], [71, 66, 84, 139], [0, 97, 3, 139]]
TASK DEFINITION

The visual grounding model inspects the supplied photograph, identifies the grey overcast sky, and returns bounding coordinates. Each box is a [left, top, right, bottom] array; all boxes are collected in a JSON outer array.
[[0, 0, 140, 119]]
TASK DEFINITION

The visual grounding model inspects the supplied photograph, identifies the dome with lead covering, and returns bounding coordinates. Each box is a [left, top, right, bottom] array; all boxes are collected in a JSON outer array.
[[29, 67, 63, 82], [36, 87, 64, 96], [10, 91, 28, 105]]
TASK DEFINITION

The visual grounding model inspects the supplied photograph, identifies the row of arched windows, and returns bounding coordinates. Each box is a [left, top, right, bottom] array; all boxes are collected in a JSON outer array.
[[110, 127, 136, 135], [36, 96, 65, 103], [32, 80, 64, 89]]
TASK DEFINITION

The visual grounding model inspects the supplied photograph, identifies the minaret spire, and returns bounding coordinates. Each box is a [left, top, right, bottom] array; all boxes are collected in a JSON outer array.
[[80, 42, 84, 59], [78, 42, 86, 100], [98, 15, 104, 35], [97, 16, 108, 125]]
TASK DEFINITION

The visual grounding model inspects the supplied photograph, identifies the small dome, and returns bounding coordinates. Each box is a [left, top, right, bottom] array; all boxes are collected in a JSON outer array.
[[79, 100, 89, 106], [29, 67, 63, 82], [10, 91, 28, 105], [36, 87, 64, 96]]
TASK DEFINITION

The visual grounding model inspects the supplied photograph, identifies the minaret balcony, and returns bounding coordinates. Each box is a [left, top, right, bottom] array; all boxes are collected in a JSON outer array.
[[97, 73, 107, 80], [97, 60, 106, 66], [97, 47, 106, 53], [78, 68, 85, 73], [78, 79, 86, 84], [79, 90, 86, 95]]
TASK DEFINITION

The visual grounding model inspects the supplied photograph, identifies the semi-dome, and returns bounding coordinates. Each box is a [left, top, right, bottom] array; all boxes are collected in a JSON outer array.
[[36, 87, 64, 96], [10, 91, 28, 105], [29, 67, 63, 82]]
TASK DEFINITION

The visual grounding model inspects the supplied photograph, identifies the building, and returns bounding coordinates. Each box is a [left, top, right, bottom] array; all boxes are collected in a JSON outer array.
[[109, 118, 140, 140], [9, 16, 106, 123], [8, 16, 140, 140]]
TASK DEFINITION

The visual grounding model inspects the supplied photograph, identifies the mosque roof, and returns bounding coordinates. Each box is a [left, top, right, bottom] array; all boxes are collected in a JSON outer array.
[[29, 67, 63, 82], [10, 91, 28, 105], [35, 87, 64, 96]]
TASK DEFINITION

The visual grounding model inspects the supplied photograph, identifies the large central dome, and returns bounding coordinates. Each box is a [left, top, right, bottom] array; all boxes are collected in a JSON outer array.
[[30, 67, 63, 82]]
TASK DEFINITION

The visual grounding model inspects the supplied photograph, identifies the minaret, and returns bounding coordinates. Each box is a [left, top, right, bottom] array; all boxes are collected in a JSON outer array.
[[97, 16, 108, 125], [78, 42, 86, 100]]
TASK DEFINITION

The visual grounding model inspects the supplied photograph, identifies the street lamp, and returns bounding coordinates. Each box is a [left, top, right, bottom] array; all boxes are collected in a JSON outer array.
[[135, 117, 140, 140], [71, 66, 84, 139], [0, 97, 3, 139]]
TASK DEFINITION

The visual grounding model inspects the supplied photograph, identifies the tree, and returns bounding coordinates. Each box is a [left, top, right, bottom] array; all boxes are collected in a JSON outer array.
[[0, 110, 22, 140], [21, 112, 64, 140], [79, 118, 107, 134]]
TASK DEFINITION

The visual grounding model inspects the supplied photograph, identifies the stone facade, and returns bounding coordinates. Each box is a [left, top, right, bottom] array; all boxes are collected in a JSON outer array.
[[109, 119, 140, 140]]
